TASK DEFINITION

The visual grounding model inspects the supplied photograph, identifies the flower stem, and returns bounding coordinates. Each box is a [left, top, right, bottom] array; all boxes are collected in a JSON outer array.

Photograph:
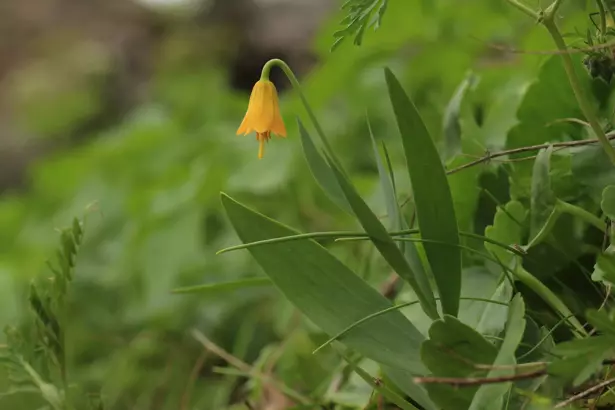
[[261, 59, 342, 168], [542, 16, 615, 165], [504, 0, 540, 19]]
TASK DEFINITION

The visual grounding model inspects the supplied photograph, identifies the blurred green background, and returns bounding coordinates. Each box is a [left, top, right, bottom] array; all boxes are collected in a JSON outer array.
[[0, 0, 607, 409]]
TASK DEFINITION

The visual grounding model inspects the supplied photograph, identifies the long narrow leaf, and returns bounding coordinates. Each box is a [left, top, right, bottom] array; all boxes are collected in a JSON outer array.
[[368, 119, 431, 298], [324, 154, 439, 319], [385, 68, 462, 316]]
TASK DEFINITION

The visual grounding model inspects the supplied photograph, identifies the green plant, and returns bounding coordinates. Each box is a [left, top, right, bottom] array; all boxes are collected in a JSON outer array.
[[201, 0, 615, 408], [0, 217, 103, 409]]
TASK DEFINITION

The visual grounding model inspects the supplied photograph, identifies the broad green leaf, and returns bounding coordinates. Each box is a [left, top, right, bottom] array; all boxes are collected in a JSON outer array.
[[572, 143, 615, 195], [443, 72, 478, 159], [297, 118, 351, 213], [586, 309, 615, 336], [469, 294, 526, 410], [506, 55, 590, 153], [420, 315, 498, 409], [549, 336, 615, 386], [324, 154, 438, 319], [385, 67, 462, 317], [220, 193, 434, 408], [530, 146, 556, 242], [484, 201, 526, 266], [601, 185, 615, 220]]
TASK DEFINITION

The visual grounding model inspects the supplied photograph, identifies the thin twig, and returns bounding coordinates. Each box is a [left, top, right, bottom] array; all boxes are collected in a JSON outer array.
[[554, 377, 615, 408], [413, 369, 546, 386], [446, 133, 615, 176], [474, 35, 615, 55], [398, 134, 615, 209], [180, 349, 208, 410], [414, 360, 615, 387], [191, 329, 314, 406]]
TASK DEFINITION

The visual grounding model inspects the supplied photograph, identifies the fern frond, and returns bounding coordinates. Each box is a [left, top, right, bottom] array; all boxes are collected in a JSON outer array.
[[332, 0, 389, 51]]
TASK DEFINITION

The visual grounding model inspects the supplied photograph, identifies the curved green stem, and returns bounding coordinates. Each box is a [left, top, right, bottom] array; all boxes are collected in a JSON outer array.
[[542, 17, 615, 165], [556, 199, 607, 232], [313, 297, 510, 355], [261, 59, 343, 169], [514, 266, 588, 337], [217, 228, 526, 257]]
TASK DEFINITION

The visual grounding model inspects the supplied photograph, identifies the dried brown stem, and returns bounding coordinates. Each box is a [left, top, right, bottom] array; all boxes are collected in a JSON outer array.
[[413, 369, 546, 386], [554, 377, 615, 408], [446, 133, 615, 176], [180, 349, 208, 410], [414, 360, 615, 387], [191, 329, 313, 406]]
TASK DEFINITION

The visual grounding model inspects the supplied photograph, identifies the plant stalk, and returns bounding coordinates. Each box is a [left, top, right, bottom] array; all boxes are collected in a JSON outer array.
[[542, 16, 615, 165], [504, 0, 540, 19], [261, 59, 344, 171]]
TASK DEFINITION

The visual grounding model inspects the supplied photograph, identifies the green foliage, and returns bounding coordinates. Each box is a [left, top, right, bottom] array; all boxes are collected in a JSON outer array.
[[0, 218, 100, 409], [4, 0, 615, 409], [385, 68, 462, 318], [332, 0, 389, 50]]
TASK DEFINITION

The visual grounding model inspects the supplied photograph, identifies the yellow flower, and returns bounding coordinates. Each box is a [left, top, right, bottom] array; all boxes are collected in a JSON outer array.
[[236, 80, 287, 159]]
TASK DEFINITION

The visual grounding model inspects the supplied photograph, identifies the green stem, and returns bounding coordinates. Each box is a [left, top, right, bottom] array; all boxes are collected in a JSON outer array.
[[556, 199, 607, 232], [218, 228, 526, 257], [261, 59, 344, 170], [542, 17, 615, 165], [597, 0, 608, 36], [544, 0, 564, 18], [514, 266, 588, 337], [504, 0, 540, 19]]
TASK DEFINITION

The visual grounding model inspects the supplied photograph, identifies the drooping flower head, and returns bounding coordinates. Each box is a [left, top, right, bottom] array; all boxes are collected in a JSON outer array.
[[236, 78, 286, 159]]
